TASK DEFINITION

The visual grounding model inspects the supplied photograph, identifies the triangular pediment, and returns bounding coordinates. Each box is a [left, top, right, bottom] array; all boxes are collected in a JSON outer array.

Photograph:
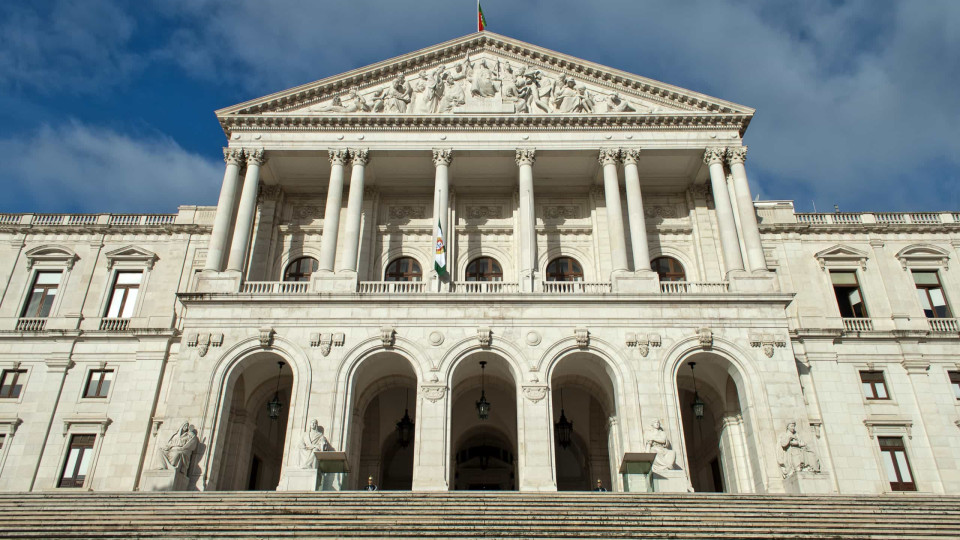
[[216, 32, 753, 131], [105, 245, 158, 269], [815, 245, 869, 270]]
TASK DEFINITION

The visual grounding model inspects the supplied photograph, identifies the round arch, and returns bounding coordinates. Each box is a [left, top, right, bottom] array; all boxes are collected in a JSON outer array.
[[537, 247, 595, 281], [274, 246, 323, 281], [647, 247, 698, 282], [378, 247, 430, 280], [456, 246, 515, 283]]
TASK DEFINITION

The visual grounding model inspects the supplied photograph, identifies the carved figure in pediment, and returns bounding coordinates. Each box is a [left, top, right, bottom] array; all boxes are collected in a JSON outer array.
[[555, 78, 594, 113], [381, 74, 412, 113], [517, 71, 552, 114], [411, 68, 444, 114], [309, 89, 372, 114], [606, 93, 636, 113], [157, 422, 199, 475], [437, 75, 466, 113], [299, 420, 332, 469], [469, 57, 499, 98]]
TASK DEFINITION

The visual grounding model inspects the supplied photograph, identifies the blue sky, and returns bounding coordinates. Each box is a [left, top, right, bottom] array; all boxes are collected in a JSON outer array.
[[1, 0, 958, 214]]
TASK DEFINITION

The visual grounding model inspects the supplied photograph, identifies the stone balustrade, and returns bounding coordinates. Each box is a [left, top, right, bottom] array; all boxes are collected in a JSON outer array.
[[842, 317, 875, 332], [240, 281, 310, 294], [541, 281, 612, 294], [358, 281, 428, 294], [452, 281, 520, 294], [659, 281, 730, 294], [928, 318, 959, 333], [0, 206, 216, 228], [755, 202, 958, 227], [98, 318, 131, 331], [15, 318, 46, 332]]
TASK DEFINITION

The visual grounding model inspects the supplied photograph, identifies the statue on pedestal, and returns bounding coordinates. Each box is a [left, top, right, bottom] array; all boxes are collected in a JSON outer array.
[[299, 420, 331, 469], [157, 422, 198, 475], [644, 419, 677, 472], [777, 422, 820, 477]]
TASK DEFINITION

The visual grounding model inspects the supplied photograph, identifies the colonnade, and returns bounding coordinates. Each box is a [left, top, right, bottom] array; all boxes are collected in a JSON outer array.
[[203, 146, 767, 279]]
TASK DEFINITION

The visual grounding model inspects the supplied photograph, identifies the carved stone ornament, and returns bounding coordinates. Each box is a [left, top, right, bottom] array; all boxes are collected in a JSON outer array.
[[421, 385, 446, 402], [187, 332, 223, 357], [328, 148, 350, 165], [622, 148, 641, 165], [432, 148, 453, 167], [525, 331, 541, 346], [351, 148, 370, 166], [697, 327, 713, 348], [223, 147, 244, 166], [245, 147, 266, 166], [725, 146, 747, 165], [515, 148, 536, 166], [626, 333, 661, 357], [380, 326, 395, 348], [389, 206, 426, 220], [196, 334, 210, 357], [259, 326, 275, 348], [598, 148, 622, 166], [257, 184, 282, 203], [574, 328, 590, 349], [477, 327, 492, 348], [522, 386, 548, 403], [428, 331, 444, 346], [542, 206, 580, 220], [750, 333, 786, 358], [310, 332, 345, 357], [293, 205, 323, 221], [466, 206, 502, 219], [776, 421, 821, 478], [644, 206, 678, 219], [702, 147, 726, 165]]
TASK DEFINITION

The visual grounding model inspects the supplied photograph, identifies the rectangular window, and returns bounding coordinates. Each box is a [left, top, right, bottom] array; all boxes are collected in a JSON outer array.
[[59, 434, 95, 488], [105, 271, 142, 318], [949, 371, 960, 400], [83, 369, 114, 399], [0, 369, 26, 399], [879, 437, 916, 491], [913, 271, 951, 318], [21, 271, 62, 318], [831, 271, 868, 318], [860, 370, 889, 400]]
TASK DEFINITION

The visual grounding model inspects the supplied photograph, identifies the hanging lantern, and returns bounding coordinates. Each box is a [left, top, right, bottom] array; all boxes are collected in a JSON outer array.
[[689, 362, 705, 421], [476, 361, 490, 420], [396, 390, 414, 448], [267, 361, 285, 420], [554, 389, 573, 449]]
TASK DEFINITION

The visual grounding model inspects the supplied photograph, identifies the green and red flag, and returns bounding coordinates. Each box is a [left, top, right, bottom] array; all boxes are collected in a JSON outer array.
[[478, 2, 487, 32]]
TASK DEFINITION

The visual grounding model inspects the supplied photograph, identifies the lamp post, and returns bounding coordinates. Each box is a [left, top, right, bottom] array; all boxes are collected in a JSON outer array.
[[476, 361, 490, 420], [396, 389, 414, 448], [689, 362, 705, 421], [267, 361, 285, 421], [554, 388, 573, 449]]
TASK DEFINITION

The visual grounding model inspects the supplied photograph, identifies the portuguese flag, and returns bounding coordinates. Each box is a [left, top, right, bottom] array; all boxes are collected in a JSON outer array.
[[478, 2, 487, 32], [434, 220, 447, 275]]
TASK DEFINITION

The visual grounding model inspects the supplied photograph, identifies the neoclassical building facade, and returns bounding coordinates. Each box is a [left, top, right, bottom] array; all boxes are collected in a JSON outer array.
[[0, 33, 958, 495]]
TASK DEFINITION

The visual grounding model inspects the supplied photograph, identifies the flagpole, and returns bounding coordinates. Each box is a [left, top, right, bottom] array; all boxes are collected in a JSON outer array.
[[477, 0, 480, 32]]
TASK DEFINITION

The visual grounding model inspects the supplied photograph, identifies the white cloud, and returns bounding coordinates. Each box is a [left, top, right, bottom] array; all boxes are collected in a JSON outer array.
[[1, 122, 222, 213]]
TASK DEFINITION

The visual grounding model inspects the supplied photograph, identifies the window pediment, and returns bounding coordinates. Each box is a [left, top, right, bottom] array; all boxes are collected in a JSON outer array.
[[895, 244, 949, 270], [815, 245, 868, 271], [105, 246, 158, 270], [24, 245, 79, 270]]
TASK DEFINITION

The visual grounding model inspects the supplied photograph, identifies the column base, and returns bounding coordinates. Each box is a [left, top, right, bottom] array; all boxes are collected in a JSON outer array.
[[195, 270, 242, 293], [313, 271, 357, 293], [613, 270, 660, 293], [728, 270, 778, 293], [142, 468, 190, 491], [651, 469, 692, 493], [278, 469, 321, 491], [782, 471, 834, 494]]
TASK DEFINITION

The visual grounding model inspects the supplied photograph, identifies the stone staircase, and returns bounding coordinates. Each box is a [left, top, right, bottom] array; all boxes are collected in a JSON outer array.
[[1, 491, 958, 539]]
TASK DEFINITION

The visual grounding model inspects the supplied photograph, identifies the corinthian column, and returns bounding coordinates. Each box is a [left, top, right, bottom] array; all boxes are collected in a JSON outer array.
[[515, 148, 537, 291], [319, 149, 349, 273], [622, 149, 651, 271], [600, 148, 629, 275], [205, 148, 245, 271], [726, 147, 767, 272], [337, 148, 370, 273], [432, 149, 452, 286], [704, 147, 744, 274], [226, 148, 266, 273]]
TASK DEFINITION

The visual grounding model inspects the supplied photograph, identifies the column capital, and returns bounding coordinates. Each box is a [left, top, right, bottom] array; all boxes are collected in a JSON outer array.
[[515, 148, 536, 166], [245, 148, 266, 166], [726, 146, 748, 165], [351, 148, 370, 166], [223, 147, 244, 165], [432, 148, 453, 167], [622, 148, 642, 165], [703, 147, 727, 165], [598, 148, 622, 166], [328, 148, 350, 165]]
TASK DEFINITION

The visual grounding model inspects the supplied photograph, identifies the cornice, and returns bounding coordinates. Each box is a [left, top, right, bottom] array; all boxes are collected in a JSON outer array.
[[760, 223, 960, 235], [0, 224, 211, 235]]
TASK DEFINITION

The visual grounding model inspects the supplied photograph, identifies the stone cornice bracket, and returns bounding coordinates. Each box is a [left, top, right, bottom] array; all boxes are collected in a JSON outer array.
[[421, 385, 446, 402], [351, 148, 370, 166], [574, 328, 590, 349], [598, 148, 622, 166], [245, 147, 266, 166], [187, 332, 224, 357], [697, 327, 713, 349], [625, 332, 661, 357], [328, 148, 351, 165], [259, 326, 275, 348], [477, 327, 492, 348], [223, 147, 245, 165], [725, 146, 747, 165], [44, 356, 74, 374], [622, 148, 642, 165], [702, 147, 727, 165], [515, 148, 536, 166], [380, 326, 395, 348], [522, 386, 548, 403], [749, 332, 786, 358], [310, 332, 345, 357], [432, 148, 453, 167]]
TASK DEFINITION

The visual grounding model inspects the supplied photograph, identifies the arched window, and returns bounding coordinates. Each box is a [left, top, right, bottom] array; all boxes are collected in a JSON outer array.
[[384, 257, 423, 282], [465, 257, 503, 282], [283, 257, 319, 282], [545, 257, 584, 282], [652, 256, 686, 282]]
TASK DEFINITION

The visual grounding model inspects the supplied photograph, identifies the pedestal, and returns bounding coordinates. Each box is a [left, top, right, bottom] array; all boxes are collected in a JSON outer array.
[[619, 452, 655, 493], [313, 272, 357, 293], [728, 271, 778, 293], [651, 470, 690, 493], [613, 271, 660, 294], [279, 469, 321, 491], [142, 468, 189, 491], [195, 271, 242, 293], [782, 471, 834, 494]]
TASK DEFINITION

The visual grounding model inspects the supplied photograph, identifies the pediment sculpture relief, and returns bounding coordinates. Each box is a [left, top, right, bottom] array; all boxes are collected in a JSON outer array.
[[296, 54, 659, 116]]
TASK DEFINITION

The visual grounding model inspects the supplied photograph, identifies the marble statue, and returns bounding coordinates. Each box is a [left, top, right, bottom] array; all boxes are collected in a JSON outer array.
[[381, 74, 412, 113], [469, 58, 499, 98], [605, 92, 636, 113], [777, 422, 820, 477], [157, 422, 199, 475], [410, 68, 443, 114], [644, 419, 677, 471], [299, 420, 331, 469], [437, 75, 466, 113]]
